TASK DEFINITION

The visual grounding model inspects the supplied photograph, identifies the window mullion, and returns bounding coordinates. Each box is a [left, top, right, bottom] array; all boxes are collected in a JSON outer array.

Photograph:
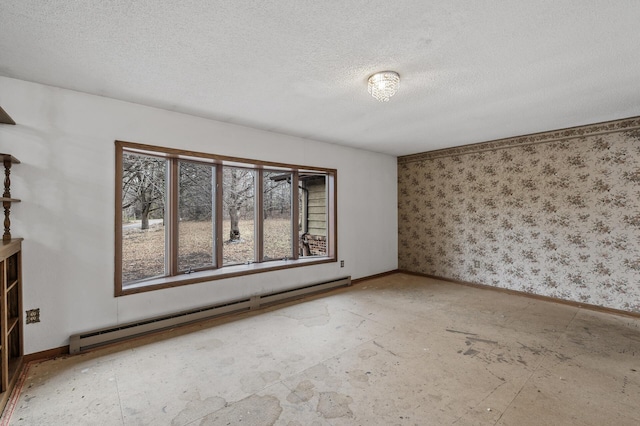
[[292, 171, 299, 260], [256, 170, 264, 262], [215, 165, 223, 268], [328, 173, 336, 259], [115, 143, 124, 295], [168, 158, 179, 276]]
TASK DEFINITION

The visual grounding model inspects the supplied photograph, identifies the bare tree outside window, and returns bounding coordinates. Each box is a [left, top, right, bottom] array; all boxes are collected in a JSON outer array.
[[223, 167, 255, 265], [121, 152, 167, 282], [178, 161, 215, 272], [263, 171, 292, 260]]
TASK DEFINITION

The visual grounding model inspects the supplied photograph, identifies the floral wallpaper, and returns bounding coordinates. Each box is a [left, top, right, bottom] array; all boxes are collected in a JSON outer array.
[[398, 117, 640, 313]]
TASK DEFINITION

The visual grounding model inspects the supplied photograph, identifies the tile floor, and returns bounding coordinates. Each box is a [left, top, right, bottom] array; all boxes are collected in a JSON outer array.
[[3, 273, 640, 425]]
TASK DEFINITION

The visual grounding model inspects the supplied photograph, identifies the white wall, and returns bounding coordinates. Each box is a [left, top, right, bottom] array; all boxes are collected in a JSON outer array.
[[0, 77, 398, 354]]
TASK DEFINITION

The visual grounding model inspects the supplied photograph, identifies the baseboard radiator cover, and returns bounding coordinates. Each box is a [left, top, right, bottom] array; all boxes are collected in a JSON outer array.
[[69, 276, 351, 354]]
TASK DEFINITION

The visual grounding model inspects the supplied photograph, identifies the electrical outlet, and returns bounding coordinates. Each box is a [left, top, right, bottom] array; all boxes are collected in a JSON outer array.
[[340, 260, 344, 267], [473, 260, 481, 268], [26, 308, 40, 324]]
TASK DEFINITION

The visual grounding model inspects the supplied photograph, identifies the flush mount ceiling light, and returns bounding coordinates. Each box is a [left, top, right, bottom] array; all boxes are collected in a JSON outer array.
[[367, 71, 400, 102]]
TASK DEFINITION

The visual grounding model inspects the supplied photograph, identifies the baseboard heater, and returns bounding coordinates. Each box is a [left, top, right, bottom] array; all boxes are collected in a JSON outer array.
[[69, 276, 351, 354]]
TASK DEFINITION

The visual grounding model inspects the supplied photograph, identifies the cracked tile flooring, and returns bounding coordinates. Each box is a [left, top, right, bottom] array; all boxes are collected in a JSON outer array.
[[4, 273, 640, 425]]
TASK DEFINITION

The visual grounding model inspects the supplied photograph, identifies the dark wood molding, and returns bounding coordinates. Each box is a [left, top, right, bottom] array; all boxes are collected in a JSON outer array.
[[214, 166, 224, 268], [398, 115, 640, 164], [27, 270, 639, 368], [168, 159, 179, 276], [116, 140, 337, 174], [256, 171, 264, 262], [291, 171, 300, 260], [119, 253, 337, 296], [23, 346, 70, 364], [114, 143, 124, 296], [398, 269, 640, 319], [351, 269, 399, 285], [330, 173, 337, 260]]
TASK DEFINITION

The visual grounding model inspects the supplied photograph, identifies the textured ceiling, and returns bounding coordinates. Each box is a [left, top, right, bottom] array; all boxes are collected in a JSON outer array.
[[1, 1, 640, 156]]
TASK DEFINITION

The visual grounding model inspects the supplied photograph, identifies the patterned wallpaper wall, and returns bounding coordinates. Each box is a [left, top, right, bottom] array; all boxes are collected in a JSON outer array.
[[398, 118, 640, 313]]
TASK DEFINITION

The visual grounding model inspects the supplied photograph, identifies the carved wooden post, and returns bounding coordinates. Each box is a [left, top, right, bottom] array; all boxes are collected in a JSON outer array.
[[3, 157, 12, 241]]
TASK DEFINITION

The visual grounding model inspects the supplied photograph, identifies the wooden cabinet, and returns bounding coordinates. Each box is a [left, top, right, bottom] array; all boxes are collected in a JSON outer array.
[[0, 239, 22, 410], [0, 108, 22, 413]]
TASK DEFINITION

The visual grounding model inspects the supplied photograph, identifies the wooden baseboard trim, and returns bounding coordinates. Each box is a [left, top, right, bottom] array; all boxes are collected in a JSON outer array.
[[23, 346, 70, 363], [25, 274, 398, 359], [21, 269, 639, 363], [351, 269, 399, 285], [398, 269, 640, 319]]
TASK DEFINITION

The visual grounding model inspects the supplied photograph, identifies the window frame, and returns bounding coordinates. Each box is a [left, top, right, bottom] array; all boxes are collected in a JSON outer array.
[[115, 140, 337, 296]]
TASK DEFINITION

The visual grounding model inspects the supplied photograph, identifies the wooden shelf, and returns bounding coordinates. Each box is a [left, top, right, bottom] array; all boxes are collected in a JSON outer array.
[[0, 238, 22, 251], [0, 155, 19, 165], [7, 317, 19, 335], [0, 240, 21, 261], [0, 198, 20, 203], [0, 107, 15, 125]]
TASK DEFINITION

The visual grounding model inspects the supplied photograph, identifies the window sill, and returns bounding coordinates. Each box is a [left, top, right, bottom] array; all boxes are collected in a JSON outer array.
[[119, 256, 336, 296]]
